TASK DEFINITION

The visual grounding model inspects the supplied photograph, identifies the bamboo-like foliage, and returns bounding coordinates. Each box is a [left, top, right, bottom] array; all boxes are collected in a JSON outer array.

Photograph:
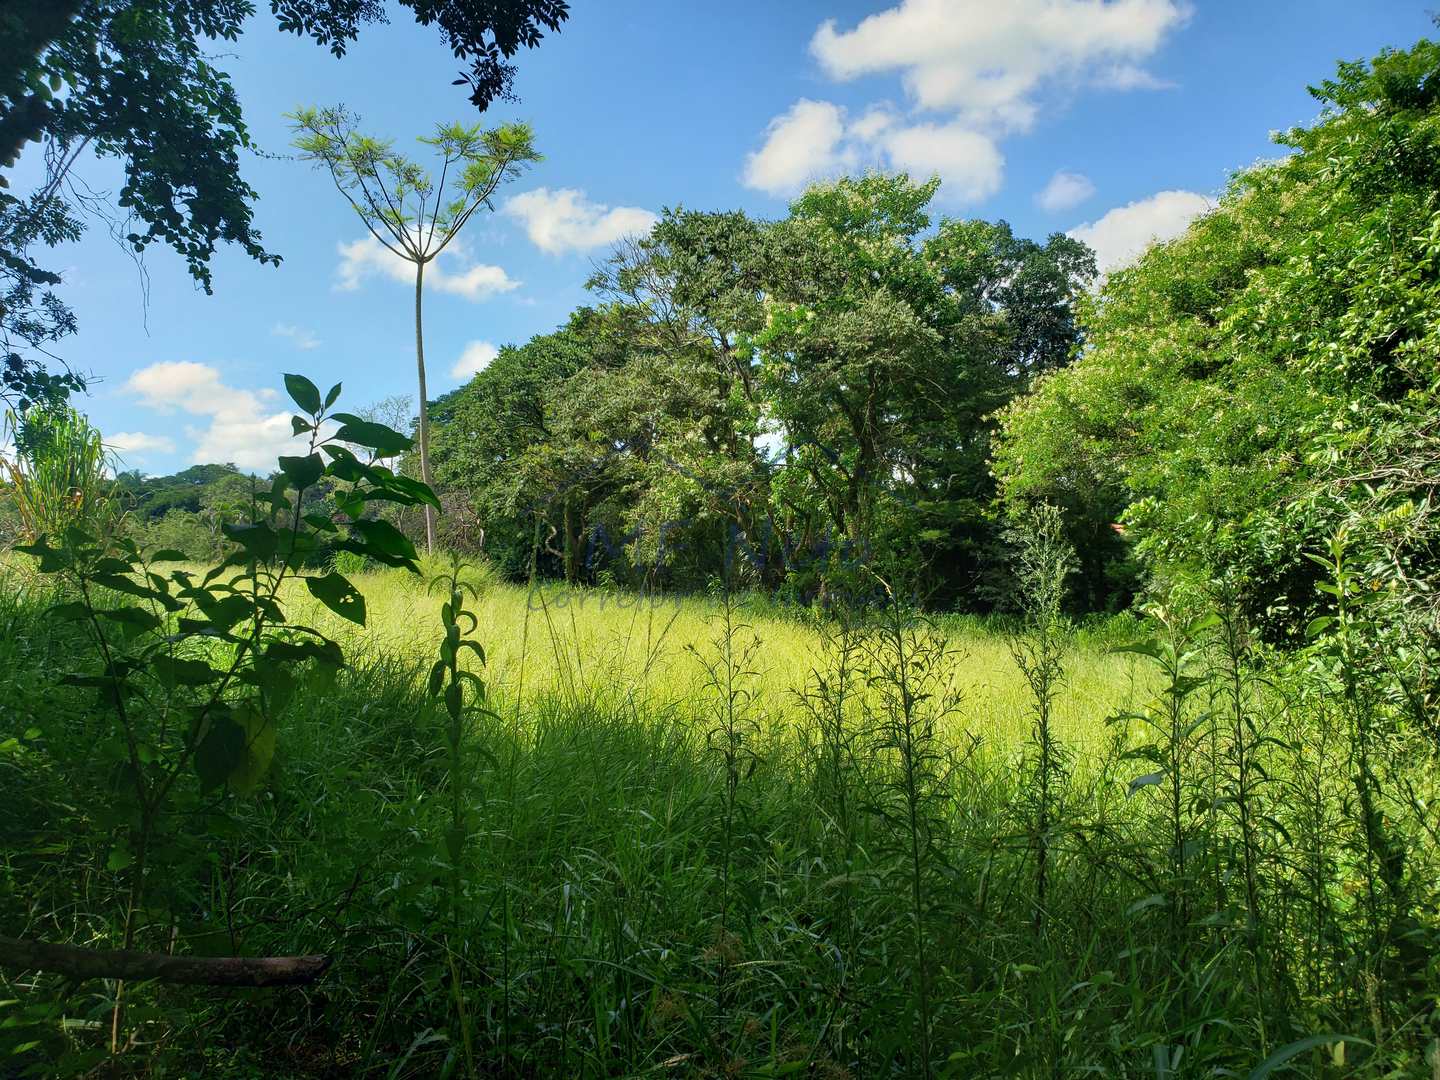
[[3, 405, 117, 542]]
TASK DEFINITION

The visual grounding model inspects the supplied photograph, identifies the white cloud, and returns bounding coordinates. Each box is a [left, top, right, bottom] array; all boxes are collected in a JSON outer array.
[[1037, 170, 1096, 212], [1095, 62, 1175, 91], [123, 361, 310, 472], [741, 99, 1002, 201], [107, 431, 176, 456], [503, 188, 658, 255], [334, 236, 519, 301], [1068, 189, 1210, 273], [451, 340, 499, 379], [811, 0, 1189, 130], [271, 322, 321, 350], [880, 121, 1004, 202], [743, 99, 854, 195], [746, 0, 1188, 203]]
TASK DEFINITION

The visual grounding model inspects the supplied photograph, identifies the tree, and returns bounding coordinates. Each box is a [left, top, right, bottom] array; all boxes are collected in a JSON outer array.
[[425, 179, 1096, 605], [0, 0, 570, 410], [291, 107, 540, 551], [993, 35, 1440, 632], [755, 175, 1094, 604]]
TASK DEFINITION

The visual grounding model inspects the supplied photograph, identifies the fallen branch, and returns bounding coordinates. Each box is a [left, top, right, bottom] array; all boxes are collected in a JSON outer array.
[[0, 936, 331, 987]]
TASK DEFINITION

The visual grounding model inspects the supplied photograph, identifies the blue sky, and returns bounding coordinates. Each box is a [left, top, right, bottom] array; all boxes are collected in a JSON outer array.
[[14, 0, 1435, 473]]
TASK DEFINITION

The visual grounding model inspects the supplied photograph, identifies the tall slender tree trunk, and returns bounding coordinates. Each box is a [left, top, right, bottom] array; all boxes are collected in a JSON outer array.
[[415, 259, 436, 553]]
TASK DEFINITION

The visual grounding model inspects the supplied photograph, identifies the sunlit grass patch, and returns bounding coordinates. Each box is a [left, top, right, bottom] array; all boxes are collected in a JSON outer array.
[[288, 567, 1150, 759]]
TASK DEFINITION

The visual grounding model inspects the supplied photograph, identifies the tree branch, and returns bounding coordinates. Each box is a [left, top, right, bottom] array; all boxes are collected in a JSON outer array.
[[0, 936, 331, 988]]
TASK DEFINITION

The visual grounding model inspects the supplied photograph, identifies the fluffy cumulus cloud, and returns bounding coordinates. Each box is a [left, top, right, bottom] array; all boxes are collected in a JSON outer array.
[[743, 101, 1003, 201], [451, 340, 499, 379], [1037, 170, 1096, 212], [811, 0, 1188, 128], [503, 188, 658, 255], [335, 236, 519, 300], [271, 322, 321, 350], [107, 431, 176, 456], [1068, 189, 1210, 273], [879, 120, 1005, 202], [743, 102, 1002, 204], [124, 361, 309, 471], [743, 100, 853, 195], [745, 0, 1188, 201]]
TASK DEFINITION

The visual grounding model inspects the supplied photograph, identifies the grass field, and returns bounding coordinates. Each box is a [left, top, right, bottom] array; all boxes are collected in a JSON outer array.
[[2, 559, 1436, 1077], [301, 564, 1149, 758]]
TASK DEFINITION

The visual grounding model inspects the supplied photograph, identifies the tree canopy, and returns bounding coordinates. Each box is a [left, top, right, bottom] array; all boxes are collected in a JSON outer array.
[[429, 175, 1097, 606], [0, 0, 570, 409], [994, 36, 1440, 633]]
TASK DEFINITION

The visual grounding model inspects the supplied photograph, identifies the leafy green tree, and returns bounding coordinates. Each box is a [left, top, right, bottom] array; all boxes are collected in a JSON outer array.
[[291, 107, 540, 552], [430, 309, 608, 579], [427, 178, 1094, 603], [0, 0, 569, 409], [756, 175, 1094, 604], [995, 35, 1440, 632]]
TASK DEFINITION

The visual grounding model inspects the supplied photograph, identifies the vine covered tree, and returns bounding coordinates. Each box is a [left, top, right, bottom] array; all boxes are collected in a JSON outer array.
[[291, 107, 540, 551]]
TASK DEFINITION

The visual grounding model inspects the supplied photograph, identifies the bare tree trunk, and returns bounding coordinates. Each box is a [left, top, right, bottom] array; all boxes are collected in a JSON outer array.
[[415, 259, 436, 553]]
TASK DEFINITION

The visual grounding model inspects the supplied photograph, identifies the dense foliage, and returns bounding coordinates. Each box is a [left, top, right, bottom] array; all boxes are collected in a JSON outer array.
[[995, 37, 1440, 640], [3, 25, 1440, 1080], [0, 0, 570, 409], [430, 176, 1096, 608]]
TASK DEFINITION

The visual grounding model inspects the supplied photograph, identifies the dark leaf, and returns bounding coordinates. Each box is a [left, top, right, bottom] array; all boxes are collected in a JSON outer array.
[[284, 373, 323, 416], [306, 573, 367, 626]]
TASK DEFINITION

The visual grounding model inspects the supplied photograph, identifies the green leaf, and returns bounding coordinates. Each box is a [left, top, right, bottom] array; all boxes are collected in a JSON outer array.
[[278, 453, 324, 490], [330, 415, 412, 458], [1127, 771, 1165, 797], [191, 592, 253, 633], [306, 573, 367, 626], [284, 373, 323, 416], [350, 518, 418, 566], [149, 549, 190, 563], [228, 705, 277, 794], [291, 416, 313, 436], [106, 847, 134, 872], [324, 381, 343, 408], [195, 716, 247, 792], [222, 521, 279, 561], [1245, 1034, 1364, 1080], [266, 637, 344, 670], [97, 606, 162, 632], [151, 654, 220, 688]]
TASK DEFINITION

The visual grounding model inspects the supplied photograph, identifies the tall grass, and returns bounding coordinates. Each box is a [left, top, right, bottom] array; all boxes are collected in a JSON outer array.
[[1, 558, 1437, 1077]]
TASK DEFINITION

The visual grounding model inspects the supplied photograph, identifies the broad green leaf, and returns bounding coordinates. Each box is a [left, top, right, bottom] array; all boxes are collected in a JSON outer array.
[[222, 522, 279, 561], [195, 716, 247, 792], [330, 414, 412, 457], [306, 572, 367, 626], [228, 705, 277, 794], [278, 453, 324, 489], [1245, 1034, 1364, 1080], [151, 654, 220, 688], [284, 373, 323, 415]]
